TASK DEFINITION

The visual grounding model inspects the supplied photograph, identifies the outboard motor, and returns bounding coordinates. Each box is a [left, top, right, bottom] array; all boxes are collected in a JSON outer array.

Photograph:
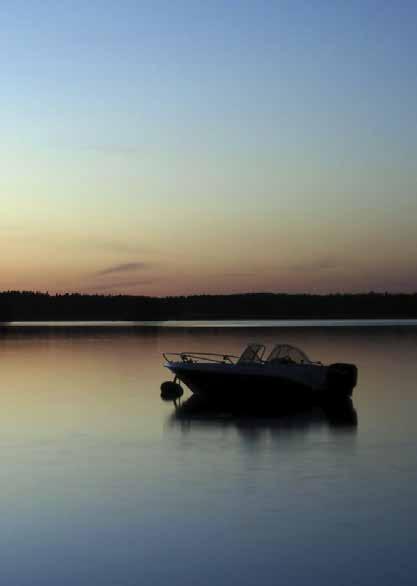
[[326, 363, 358, 396]]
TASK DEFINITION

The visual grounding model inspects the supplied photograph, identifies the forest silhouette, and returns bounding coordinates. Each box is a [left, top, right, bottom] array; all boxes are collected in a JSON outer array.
[[1, 290, 417, 321]]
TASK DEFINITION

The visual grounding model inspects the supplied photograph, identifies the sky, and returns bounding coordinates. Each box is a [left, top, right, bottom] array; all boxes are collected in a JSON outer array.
[[1, 0, 417, 295]]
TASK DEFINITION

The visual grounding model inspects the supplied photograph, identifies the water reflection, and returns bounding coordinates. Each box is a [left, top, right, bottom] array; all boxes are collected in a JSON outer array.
[[2, 326, 417, 586], [166, 392, 358, 438]]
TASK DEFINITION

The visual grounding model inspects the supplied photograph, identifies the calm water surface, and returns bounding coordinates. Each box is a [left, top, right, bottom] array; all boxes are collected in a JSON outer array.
[[1, 326, 417, 585]]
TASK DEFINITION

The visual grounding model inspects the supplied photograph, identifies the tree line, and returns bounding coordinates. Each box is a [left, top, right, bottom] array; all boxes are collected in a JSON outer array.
[[1, 290, 417, 321]]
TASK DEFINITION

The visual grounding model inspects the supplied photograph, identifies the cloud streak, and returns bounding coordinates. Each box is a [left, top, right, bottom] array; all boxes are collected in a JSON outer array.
[[85, 279, 157, 292], [96, 262, 151, 277]]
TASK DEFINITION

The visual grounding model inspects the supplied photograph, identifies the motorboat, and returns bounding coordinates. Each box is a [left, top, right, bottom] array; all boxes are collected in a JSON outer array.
[[162, 343, 357, 404]]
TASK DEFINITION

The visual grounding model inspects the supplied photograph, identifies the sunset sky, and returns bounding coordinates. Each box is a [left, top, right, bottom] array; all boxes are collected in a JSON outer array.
[[1, 0, 417, 295]]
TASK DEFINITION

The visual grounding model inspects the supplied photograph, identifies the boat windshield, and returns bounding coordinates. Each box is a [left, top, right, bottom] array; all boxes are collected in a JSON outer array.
[[267, 344, 311, 365], [237, 344, 266, 364]]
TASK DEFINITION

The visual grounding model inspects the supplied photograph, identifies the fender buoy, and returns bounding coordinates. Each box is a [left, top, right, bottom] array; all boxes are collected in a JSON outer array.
[[160, 381, 183, 401]]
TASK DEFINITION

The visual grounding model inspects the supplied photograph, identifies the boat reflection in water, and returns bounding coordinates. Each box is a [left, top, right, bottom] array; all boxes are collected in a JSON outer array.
[[162, 380, 358, 435]]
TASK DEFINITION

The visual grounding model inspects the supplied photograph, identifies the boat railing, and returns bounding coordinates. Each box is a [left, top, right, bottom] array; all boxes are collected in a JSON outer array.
[[163, 352, 239, 365], [163, 351, 324, 367]]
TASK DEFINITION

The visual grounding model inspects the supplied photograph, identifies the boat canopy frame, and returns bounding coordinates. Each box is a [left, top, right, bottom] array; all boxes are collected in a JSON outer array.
[[164, 344, 316, 367], [266, 344, 311, 365]]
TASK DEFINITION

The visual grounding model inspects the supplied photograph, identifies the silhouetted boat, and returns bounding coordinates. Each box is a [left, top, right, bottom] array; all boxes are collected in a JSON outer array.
[[163, 343, 357, 404]]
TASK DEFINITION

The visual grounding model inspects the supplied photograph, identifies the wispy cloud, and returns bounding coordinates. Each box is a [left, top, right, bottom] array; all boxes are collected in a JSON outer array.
[[85, 279, 156, 292], [96, 262, 151, 277]]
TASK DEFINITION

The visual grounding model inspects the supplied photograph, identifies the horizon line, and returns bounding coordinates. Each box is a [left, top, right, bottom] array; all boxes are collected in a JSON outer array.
[[1, 289, 417, 298]]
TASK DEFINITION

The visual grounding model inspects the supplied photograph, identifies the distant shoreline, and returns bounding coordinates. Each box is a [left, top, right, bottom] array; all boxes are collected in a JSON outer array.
[[1, 291, 417, 321], [3, 318, 417, 328]]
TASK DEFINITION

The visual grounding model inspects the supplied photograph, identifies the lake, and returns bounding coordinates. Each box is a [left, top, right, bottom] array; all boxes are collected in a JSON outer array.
[[1, 324, 417, 585]]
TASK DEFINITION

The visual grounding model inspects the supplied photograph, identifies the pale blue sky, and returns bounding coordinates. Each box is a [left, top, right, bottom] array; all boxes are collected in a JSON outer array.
[[1, 1, 417, 294]]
